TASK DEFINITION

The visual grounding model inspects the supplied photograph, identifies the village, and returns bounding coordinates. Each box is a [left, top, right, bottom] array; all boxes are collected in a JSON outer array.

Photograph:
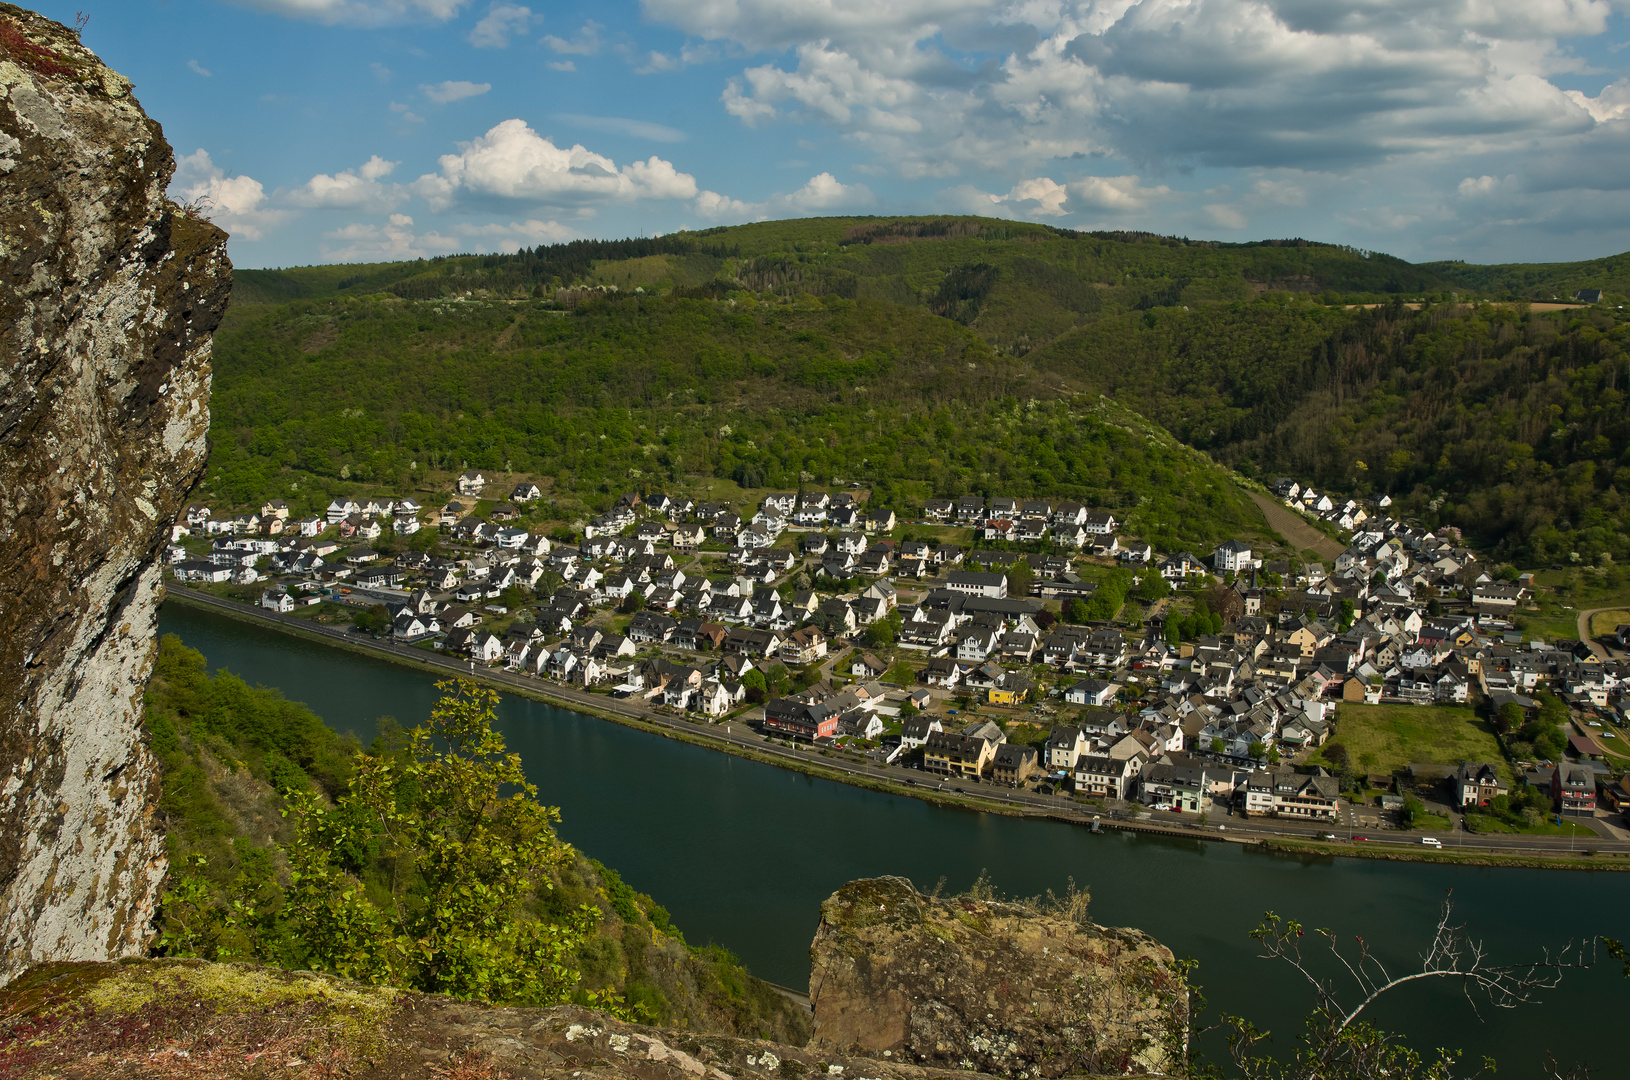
[[168, 470, 1630, 843]]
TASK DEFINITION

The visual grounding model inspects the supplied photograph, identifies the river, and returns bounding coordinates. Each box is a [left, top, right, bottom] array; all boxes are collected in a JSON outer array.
[[158, 603, 1629, 1073]]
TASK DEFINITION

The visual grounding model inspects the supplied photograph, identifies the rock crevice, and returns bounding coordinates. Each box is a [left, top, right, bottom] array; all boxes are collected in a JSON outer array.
[[0, 3, 230, 981]]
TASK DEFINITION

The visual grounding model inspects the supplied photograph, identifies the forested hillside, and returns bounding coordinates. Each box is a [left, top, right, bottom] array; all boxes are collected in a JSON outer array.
[[1425, 251, 1630, 303], [213, 216, 1630, 562], [1030, 301, 1630, 564], [207, 288, 1263, 553], [236, 219, 1462, 343]]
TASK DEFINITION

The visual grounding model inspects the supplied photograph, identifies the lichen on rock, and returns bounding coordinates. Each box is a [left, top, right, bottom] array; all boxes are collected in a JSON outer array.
[[0, 3, 231, 981], [0, 958, 1173, 1080], [808, 878, 1189, 1077]]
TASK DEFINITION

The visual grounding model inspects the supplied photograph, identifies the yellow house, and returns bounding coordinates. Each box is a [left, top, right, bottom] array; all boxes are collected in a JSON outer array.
[[1285, 623, 1333, 658], [922, 731, 998, 778]]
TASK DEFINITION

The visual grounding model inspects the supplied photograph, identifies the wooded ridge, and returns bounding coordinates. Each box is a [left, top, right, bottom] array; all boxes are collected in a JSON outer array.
[[209, 217, 1630, 563]]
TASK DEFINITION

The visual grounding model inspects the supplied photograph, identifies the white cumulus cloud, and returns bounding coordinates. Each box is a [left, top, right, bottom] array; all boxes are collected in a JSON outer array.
[[321, 213, 463, 261], [1458, 174, 1506, 197], [287, 156, 405, 210], [169, 149, 291, 241], [411, 119, 703, 211], [692, 172, 872, 222], [782, 171, 870, 210], [1565, 78, 1630, 122], [694, 189, 761, 220]]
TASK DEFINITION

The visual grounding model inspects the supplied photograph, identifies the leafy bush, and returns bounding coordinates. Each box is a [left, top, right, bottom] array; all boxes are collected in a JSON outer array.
[[162, 678, 607, 1008]]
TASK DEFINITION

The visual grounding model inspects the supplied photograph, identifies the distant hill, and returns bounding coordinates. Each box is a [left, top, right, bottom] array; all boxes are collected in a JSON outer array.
[[1423, 252, 1630, 304], [215, 217, 1630, 563], [233, 217, 1467, 355]]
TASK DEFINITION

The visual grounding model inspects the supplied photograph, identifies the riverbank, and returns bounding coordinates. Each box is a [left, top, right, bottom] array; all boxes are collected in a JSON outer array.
[[162, 586, 1630, 872]]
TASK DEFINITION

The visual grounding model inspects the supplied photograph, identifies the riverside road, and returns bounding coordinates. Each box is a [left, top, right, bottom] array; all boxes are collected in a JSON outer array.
[[168, 586, 1630, 861]]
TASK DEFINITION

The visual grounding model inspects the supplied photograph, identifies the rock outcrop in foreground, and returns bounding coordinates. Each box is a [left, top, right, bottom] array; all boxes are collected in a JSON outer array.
[[0, 4, 230, 980], [0, 956, 1178, 1079], [809, 878, 1187, 1077]]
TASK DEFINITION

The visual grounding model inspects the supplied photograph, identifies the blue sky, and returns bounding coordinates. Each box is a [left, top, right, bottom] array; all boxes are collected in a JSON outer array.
[[39, 0, 1630, 269]]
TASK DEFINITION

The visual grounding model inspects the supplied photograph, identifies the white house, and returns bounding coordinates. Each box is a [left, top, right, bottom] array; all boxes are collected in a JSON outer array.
[[1212, 540, 1254, 573], [946, 571, 1008, 599], [469, 631, 505, 663], [260, 587, 294, 613], [1065, 678, 1120, 707], [1082, 511, 1117, 535]]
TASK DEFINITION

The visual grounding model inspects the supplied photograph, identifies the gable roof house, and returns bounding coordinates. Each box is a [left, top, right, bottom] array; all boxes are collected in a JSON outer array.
[[990, 744, 1040, 788], [1082, 510, 1118, 535], [763, 697, 839, 741], [1075, 753, 1141, 801], [780, 626, 829, 665], [1456, 761, 1508, 808], [922, 730, 1000, 778], [1045, 726, 1088, 772], [723, 627, 783, 658]]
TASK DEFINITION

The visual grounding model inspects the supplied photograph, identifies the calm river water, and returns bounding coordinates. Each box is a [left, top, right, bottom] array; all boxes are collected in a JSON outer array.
[[159, 604, 1628, 1072]]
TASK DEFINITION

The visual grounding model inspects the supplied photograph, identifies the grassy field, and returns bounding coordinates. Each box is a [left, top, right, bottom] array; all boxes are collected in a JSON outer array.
[[1464, 814, 1582, 837], [1324, 703, 1507, 780], [1516, 610, 1581, 644], [1589, 610, 1630, 638]]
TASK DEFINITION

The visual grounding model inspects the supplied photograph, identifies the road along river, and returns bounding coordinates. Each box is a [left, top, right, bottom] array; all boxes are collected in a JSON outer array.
[[159, 602, 1630, 1074]]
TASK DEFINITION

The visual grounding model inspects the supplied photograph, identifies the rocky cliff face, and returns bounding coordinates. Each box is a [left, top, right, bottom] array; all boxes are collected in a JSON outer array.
[[808, 878, 1188, 1077], [0, 5, 230, 980]]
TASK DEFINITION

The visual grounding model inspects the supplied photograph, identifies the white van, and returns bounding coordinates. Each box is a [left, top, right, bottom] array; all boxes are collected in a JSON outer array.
[[1420, 837, 1443, 848]]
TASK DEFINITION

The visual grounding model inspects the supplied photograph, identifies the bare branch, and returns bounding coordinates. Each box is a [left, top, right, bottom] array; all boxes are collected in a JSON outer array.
[[1209, 891, 1596, 1080]]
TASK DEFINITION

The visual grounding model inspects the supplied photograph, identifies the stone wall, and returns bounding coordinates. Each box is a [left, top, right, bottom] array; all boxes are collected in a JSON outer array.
[[0, 4, 230, 981]]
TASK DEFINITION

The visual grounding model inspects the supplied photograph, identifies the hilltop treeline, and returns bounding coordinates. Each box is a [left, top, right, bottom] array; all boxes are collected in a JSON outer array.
[[233, 215, 1462, 319]]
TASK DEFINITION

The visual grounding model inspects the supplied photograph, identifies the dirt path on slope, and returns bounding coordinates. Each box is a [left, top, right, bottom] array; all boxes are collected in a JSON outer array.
[[1577, 607, 1630, 661], [1248, 491, 1345, 561]]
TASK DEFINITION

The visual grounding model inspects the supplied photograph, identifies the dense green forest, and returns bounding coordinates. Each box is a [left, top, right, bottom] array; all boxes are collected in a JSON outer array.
[[144, 634, 810, 1038], [1029, 301, 1630, 562], [207, 288, 1265, 553], [1426, 251, 1630, 303], [212, 216, 1630, 561]]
